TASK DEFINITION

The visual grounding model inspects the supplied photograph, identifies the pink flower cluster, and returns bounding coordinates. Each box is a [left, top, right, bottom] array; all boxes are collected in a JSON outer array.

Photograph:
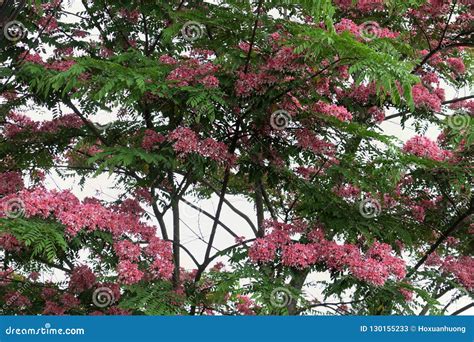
[[4, 112, 84, 138], [19, 51, 76, 72], [165, 58, 219, 89], [368, 106, 385, 123], [446, 57, 466, 74], [442, 256, 473, 291], [0, 233, 22, 252], [114, 240, 142, 261], [141, 129, 165, 151], [4, 291, 31, 308], [117, 260, 144, 285], [335, 19, 399, 40], [235, 71, 278, 98], [0, 186, 174, 285], [295, 129, 337, 157], [0, 171, 24, 195], [38, 15, 59, 33], [234, 44, 304, 97], [334, 0, 385, 12], [248, 220, 406, 286], [235, 295, 256, 315], [426, 253, 473, 291], [403, 135, 452, 162], [333, 183, 361, 200], [340, 82, 377, 105], [449, 100, 474, 115], [69, 265, 96, 293], [399, 287, 414, 302], [313, 101, 353, 122], [118, 9, 140, 23], [167, 127, 234, 164], [412, 84, 445, 112]]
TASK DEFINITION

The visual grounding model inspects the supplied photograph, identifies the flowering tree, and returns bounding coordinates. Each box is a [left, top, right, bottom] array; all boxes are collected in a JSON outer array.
[[0, 0, 473, 316]]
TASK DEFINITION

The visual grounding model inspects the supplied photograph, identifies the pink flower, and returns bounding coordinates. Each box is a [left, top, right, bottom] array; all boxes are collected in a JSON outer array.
[[248, 238, 277, 263], [159, 55, 177, 65], [313, 101, 353, 122], [399, 287, 413, 302], [114, 240, 142, 261], [117, 260, 144, 285], [167, 127, 200, 154], [198, 138, 230, 162], [150, 258, 174, 280], [0, 171, 24, 195], [41, 287, 58, 300], [167, 127, 233, 164], [403, 135, 452, 161], [295, 129, 336, 156], [4, 291, 31, 308], [38, 16, 58, 33], [235, 295, 256, 315], [69, 265, 96, 293], [411, 205, 426, 222], [199, 75, 219, 88], [142, 129, 165, 151], [43, 301, 66, 315], [238, 41, 251, 53], [282, 243, 318, 269], [368, 106, 385, 123], [412, 84, 443, 112], [118, 9, 140, 23], [61, 293, 81, 309], [333, 184, 361, 200], [446, 57, 466, 74], [442, 256, 474, 290], [0, 233, 22, 252]]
